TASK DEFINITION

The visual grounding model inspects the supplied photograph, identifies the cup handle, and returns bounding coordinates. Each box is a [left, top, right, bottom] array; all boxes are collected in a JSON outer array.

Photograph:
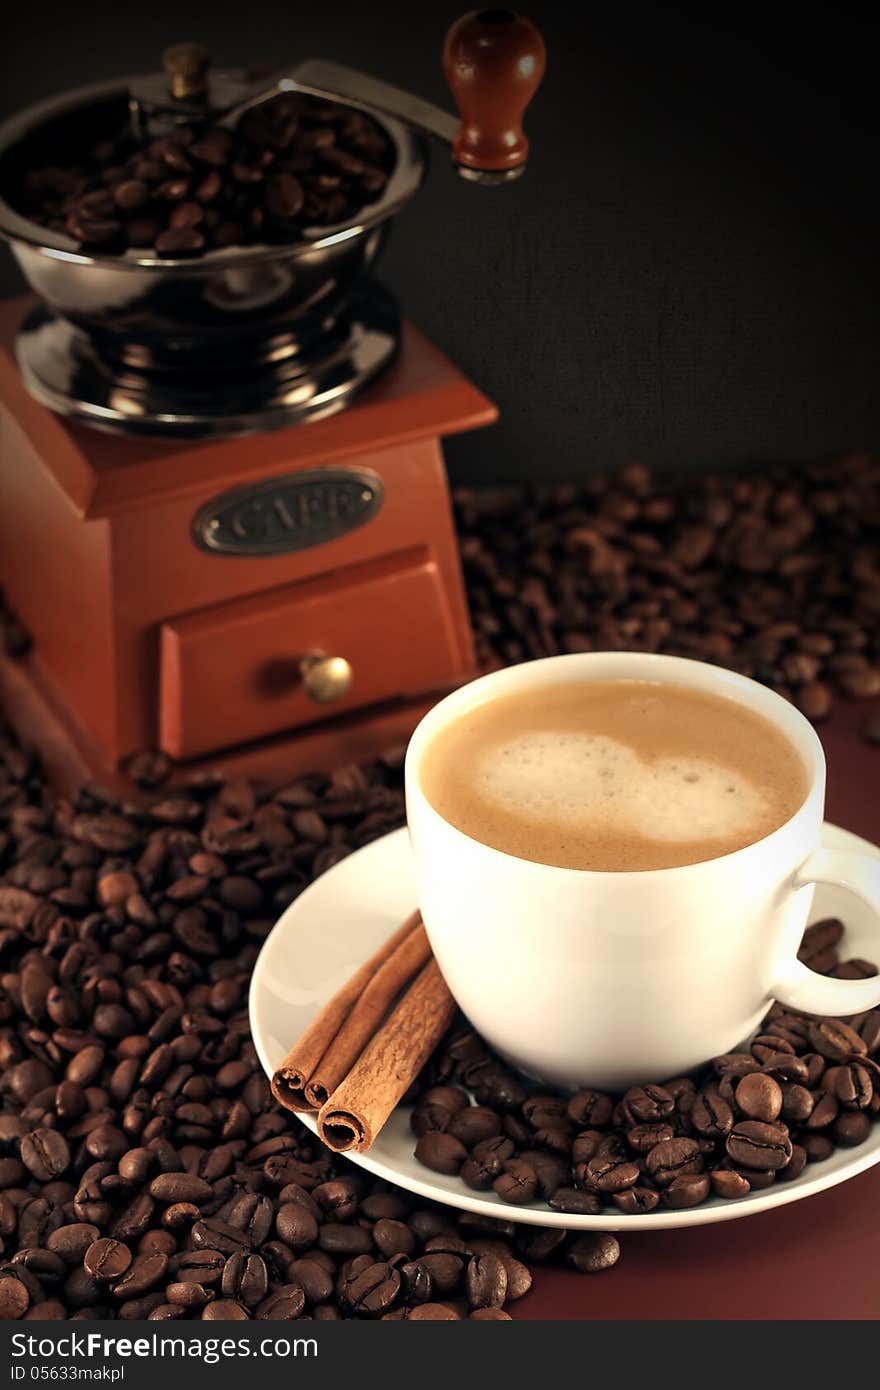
[[771, 850, 880, 1015]]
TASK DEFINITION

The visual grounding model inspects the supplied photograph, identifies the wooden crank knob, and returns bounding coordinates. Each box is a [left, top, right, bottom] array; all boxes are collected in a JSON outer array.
[[443, 10, 546, 181]]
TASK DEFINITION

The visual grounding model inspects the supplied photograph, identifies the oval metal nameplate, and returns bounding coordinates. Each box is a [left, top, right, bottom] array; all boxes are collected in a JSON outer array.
[[193, 469, 384, 557]]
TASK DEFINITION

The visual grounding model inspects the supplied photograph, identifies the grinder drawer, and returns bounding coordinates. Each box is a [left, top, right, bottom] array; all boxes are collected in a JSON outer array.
[[159, 547, 464, 759]]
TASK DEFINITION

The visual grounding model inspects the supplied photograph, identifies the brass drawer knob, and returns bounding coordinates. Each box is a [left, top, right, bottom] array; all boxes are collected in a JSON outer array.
[[299, 652, 353, 704]]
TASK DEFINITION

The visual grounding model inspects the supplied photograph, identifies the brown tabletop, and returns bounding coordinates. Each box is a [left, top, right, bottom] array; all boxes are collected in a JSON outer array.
[[513, 698, 880, 1320]]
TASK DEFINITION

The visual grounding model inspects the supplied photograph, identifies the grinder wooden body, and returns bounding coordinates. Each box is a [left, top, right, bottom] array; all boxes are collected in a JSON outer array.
[[0, 296, 496, 790]]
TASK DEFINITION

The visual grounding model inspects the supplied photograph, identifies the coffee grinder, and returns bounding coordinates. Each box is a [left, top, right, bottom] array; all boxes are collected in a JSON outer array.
[[0, 12, 545, 791]]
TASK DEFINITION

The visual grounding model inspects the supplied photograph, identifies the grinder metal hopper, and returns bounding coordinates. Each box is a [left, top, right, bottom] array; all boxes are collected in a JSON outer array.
[[0, 11, 546, 437]]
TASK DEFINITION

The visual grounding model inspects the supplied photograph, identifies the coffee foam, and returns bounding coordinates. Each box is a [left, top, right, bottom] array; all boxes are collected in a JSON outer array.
[[474, 732, 769, 844]]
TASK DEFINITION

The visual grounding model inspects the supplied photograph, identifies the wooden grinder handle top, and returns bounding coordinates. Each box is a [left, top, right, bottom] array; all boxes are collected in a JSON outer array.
[[443, 10, 547, 179]]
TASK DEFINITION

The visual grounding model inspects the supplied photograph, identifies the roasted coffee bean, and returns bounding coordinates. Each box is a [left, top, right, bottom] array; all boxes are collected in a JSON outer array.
[[827, 1062, 874, 1110], [275, 1203, 318, 1250], [803, 1133, 834, 1163], [149, 1173, 212, 1205], [170, 1250, 225, 1286], [414, 1132, 467, 1175], [645, 1138, 703, 1187], [446, 1106, 503, 1146], [548, 1187, 602, 1216], [566, 1233, 620, 1273], [202, 1299, 249, 1320], [0, 1274, 30, 1319], [776, 1144, 807, 1182], [493, 1159, 539, 1205], [191, 1219, 250, 1256], [627, 1122, 675, 1153], [372, 1218, 415, 1258], [46, 1223, 100, 1265], [341, 1261, 400, 1317], [164, 1282, 211, 1309], [807, 1018, 867, 1061], [726, 1121, 793, 1171], [415, 1253, 464, 1296], [664, 1173, 712, 1208], [624, 1085, 675, 1123], [806, 1090, 839, 1130], [318, 1223, 372, 1256], [221, 1252, 267, 1307], [110, 1252, 168, 1299], [255, 1284, 307, 1319], [566, 1088, 613, 1127], [582, 1154, 640, 1193], [689, 1090, 734, 1139], [20, 1128, 70, 1180], [465, 1253, 508, 1308], [408, 1303, 460, 1320], [289, 1257, 332, 1305], [711, 1168, 750, 1199], [833, 1110, 872, 1147], [734, 1072, 783, 1122], [83, 1238, 131, 1282], [613, 1186, 661, 1214]]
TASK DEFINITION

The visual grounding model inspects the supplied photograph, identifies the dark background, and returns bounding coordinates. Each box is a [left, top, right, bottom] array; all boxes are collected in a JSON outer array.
[[1, 2, 878, 483]]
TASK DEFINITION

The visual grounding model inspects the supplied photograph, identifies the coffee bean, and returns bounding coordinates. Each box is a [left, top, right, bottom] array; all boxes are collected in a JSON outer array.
[[689, 1090, 734, 1139], [255, 1285, 307, 1319], [317, 1222, 371, 1256], [110, 1253, 168, 1299], [493, 1159, 539, 1205], [221, 1252, 267, 1307], [275, 1203, 318, 1250], [726, 1121, 793, 1171], [149, 1173, 212, 1205], [447, 1105, 503, 1145], [202, 1299, 249, 1319], [414, 1132, 467, 1175], [408, 1303, 460, 1320], [20, 1128, 70, 1180], [613, 1186, 661, 1214], [664, 1172, 712, 1208], [289, 1257, 332, 1305], [645, 1137, 703, 1187], [45, 1223, 100, 1265], [0, 1274, 29, 1319], [155, 227, 205, 256], [582, 1154, 641, 1193], [808, 1018, 868, 1061], [777, 1144, 808, 1182], [340, 1261, 400, 1317], [83, 1238, 131, 1282], [463, 1253, 507, 1309], [711, 1168, 750, 1199], [170, 1251, 225, 1286], [734, 1072, 783, 1122], [833, 1110, 872, 1147], [548, 1187, 602, 1215], [566, 1233, 620, 1273]]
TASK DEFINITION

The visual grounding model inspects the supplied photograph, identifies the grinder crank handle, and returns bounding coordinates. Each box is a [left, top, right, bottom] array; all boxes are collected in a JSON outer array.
[[289, 10, 546, 183]]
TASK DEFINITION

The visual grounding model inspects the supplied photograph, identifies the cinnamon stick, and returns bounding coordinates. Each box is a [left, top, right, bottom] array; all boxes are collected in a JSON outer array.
[[304, 924, 432, 1108], [270, 911, 421, 1112], [317, 958, 456, 1153]]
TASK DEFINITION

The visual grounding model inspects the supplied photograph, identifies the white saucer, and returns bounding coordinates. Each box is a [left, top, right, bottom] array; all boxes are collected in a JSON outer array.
[[249, 822, 880, 1231]]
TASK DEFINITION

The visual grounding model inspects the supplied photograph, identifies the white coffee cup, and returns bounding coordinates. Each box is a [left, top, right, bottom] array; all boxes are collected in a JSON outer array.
[[405, 651, 880, 1091]]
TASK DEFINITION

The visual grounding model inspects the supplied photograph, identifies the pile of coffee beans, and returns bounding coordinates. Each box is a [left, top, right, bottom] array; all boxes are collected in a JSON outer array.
[[409, 918, 880, 1214], [16, 92, 393, 256], [0, 734, 619, 1321], [455, 451, 880, 737]]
